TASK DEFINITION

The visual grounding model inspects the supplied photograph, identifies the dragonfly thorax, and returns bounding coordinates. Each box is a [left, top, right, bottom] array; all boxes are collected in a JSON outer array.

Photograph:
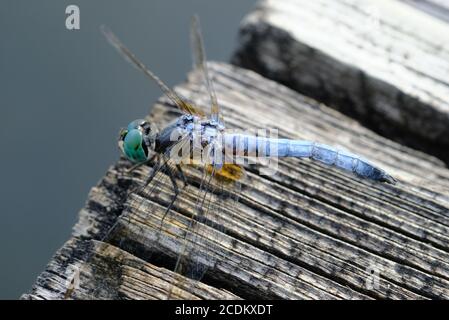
[[155, 115, 226, 169]]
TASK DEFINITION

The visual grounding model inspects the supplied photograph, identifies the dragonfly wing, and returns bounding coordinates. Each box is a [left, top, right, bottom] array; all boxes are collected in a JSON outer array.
[[166, 144, 245, 298], [116, 135, 242, 299], [190, 15, 222, 123], [67, 147, 187, 298], [101, 26, 205, 117]]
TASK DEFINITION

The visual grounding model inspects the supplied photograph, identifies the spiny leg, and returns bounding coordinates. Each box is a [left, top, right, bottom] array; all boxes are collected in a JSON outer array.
[[159, 156, 187, 227], [127, 155, 161, 196], [144, 155, 161, 186], [125, 161, 145, 174], [161, 166, 180, 223], [125, 153, 158, 174], [176, 164, 188, 187]]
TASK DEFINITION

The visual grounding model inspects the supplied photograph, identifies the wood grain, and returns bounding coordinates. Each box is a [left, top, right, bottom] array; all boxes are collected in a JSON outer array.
[[232, 0, 449, 164], [23, 63, 449, 300]]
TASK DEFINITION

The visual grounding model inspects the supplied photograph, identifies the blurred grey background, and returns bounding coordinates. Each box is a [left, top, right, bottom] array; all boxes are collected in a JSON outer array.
[[0, 0, 256, 299]]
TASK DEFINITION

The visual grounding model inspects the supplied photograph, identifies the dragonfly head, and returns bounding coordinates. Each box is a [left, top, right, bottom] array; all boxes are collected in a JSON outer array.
[[118, 119, 158, 163]]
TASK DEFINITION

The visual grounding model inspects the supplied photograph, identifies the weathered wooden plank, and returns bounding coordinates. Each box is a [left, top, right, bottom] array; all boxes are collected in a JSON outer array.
[[232, 0, 449, 164], [24, 63, 449, 300], [21, 238, 239, 300], [401, 0, 449, 23]]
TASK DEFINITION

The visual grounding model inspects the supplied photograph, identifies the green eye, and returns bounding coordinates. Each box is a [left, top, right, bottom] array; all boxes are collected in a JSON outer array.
[[123, 129, 147, 163], [127, 119, 145, 131], [124, 130, 140, 148]]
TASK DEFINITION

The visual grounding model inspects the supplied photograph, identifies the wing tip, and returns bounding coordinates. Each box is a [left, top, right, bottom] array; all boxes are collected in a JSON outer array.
[[99, 24, 112, 39]]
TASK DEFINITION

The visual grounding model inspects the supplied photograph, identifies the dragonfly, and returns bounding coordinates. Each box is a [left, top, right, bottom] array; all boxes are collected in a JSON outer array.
[[68, 16, 396, 300]]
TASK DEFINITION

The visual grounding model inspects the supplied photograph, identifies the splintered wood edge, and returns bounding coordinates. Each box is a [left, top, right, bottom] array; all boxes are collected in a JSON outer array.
[[21, 238, 239, 300]]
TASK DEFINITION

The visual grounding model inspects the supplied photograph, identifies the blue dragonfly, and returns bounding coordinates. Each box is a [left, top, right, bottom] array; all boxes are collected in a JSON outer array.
[[68, 16, 396, 300], [105, 18, 396, 188]]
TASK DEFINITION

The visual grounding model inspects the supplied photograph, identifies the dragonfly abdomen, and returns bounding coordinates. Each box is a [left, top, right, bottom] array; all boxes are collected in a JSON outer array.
[[223, 134, 396, 184], [278, 139, 396, 184]]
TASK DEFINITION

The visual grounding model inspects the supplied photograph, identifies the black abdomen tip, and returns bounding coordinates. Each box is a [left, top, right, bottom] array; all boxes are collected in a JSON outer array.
[[380, 174, 397, 185]]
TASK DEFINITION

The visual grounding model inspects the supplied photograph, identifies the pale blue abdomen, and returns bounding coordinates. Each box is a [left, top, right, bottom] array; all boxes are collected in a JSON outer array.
[[278, 139, 395, 183], [223, 134, 396, 184]]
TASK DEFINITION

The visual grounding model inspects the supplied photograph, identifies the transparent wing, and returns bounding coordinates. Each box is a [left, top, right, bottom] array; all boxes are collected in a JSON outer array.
[[66, 134, 245, 299], [190, 15, 222, 123], [166, 144, 245, 299], [101, 25, 205, 117], [116, 135, 244, 299], [63, 153, 182, 299]]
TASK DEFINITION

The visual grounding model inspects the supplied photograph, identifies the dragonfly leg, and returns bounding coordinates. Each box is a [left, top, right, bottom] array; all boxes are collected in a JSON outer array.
[[144, 155, 161, 186], [176, 164, 188, 186], [127, 156, 161, 196], [125, 161, 144, 174], [161, 163, 181, 220], [125, 153, 157, 174]]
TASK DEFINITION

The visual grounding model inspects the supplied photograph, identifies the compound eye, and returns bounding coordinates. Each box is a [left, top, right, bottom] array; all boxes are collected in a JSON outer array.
[[127, 119, 146, 131], [122, 129, 148, 163], [124, 129, 142, 150]]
